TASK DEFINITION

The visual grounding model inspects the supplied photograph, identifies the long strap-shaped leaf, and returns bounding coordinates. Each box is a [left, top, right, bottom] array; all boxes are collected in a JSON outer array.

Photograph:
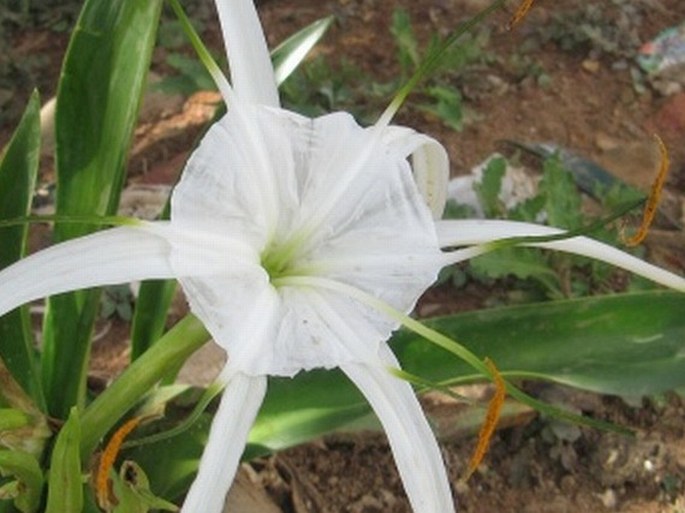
[[0, 91, 42, 407], [249, 290, 685, 453], [42, 0, 163, 418], [130, 291, 685, 497]]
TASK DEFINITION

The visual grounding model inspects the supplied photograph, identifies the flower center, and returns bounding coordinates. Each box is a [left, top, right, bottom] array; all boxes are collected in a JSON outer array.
[[260, 233, 307, 282]]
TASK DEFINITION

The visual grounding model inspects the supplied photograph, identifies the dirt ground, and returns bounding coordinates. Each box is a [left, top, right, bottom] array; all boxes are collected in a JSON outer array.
[[2, 0, 685, 512]]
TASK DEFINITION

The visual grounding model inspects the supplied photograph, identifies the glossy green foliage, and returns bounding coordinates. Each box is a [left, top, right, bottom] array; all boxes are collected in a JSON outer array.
[[45, 408, 82, 513], [42, 0, 163, 418], [0, 450, 43, 513], [249, 291, 685, 453], [0, 92, 41, 406]]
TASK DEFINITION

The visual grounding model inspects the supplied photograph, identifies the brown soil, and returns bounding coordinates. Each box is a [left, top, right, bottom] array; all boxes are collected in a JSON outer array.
[[3, 0, 685, 512]]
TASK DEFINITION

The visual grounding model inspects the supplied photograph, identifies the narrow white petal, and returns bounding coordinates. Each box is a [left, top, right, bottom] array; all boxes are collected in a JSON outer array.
[[382, 126, 450, 219], [437, 219, 685, 291], [143, 221, 261, 276], [181, 370, 267, 513], [0, 226, 174, 317], [215, 0, 279, 107], [341, 346, 455, 513]]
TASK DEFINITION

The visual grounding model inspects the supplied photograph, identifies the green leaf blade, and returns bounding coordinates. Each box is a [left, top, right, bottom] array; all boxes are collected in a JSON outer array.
[[394, 290, 685, 397], [0, 91, 42, 407], [42, 0, 163, 418], [45, 408, 82, 513], [248, 291, 685, 455]]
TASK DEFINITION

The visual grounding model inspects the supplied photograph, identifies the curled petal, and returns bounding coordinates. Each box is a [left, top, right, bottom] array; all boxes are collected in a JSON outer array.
[[436, 219, 685, 291], [382, 126, 449, 219], [341, 346, 455, 513], [215, 0, 279, 107], [0, 226, 175, 317], [181, 370, 267, 513]]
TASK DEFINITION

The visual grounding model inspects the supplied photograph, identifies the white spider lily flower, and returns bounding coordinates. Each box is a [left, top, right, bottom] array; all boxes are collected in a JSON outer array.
[[1, 1, 684, 513]]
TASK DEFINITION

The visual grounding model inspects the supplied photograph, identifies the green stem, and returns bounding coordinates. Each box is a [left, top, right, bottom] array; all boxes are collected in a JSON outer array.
[[79, 315, 210, 458], [0, 214, 138, 229], [167, 0, 233, 101]]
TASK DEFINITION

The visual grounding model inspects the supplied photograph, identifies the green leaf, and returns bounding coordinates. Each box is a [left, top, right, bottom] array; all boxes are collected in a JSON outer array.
[[122, 413, 212, 502], [46, 408, 82, 513], [419, 85, 464, 131], [110, 461, 178, 512], [539, 155, 583, 229], [474, 156, 506, 218], [0, 450, 43, 513], [0, 410, 29, 433], [250, 371, 368, 454], [509, 194, 545, 222], [42, 0, 163, 418], [394, 290, 685, 396], [246, 291, 685, 453], [390, 8, 419, 74], [0, 91, 42, 407], [130, 280, 177, 361], [0, 361, 50, 458], [123, 293, 685, 495], [154, 53, 215, 95], [80, 316, 210, 458], [470, 247, 561, 295]]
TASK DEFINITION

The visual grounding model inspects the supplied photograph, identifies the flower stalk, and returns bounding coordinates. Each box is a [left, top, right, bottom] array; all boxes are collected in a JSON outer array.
[[79, 315, 209, 457]]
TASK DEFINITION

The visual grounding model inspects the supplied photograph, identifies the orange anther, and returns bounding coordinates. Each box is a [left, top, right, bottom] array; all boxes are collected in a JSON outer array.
[[464, 358, 506, 480], [508, 0, 535, 30], [624, 134, 670, 247], [95, 416, 144, 510]]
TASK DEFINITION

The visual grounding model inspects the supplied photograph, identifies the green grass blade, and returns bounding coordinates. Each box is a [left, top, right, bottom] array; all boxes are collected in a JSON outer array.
[[0, 91, 42, 407], [41, 0, 163, 418]]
